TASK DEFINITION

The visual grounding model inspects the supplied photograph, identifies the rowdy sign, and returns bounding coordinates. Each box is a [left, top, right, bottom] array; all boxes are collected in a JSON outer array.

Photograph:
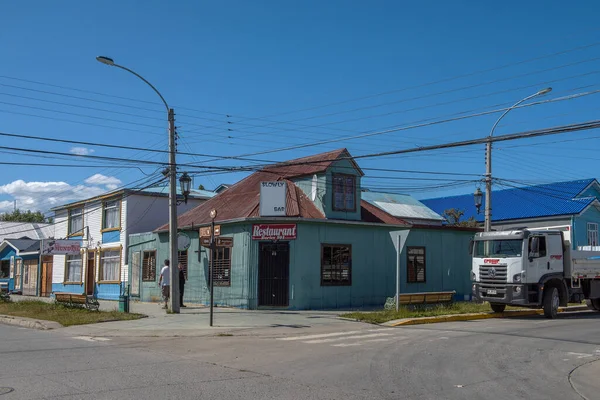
[[42, 239, 81, 255], [252, 224, 297, 240]]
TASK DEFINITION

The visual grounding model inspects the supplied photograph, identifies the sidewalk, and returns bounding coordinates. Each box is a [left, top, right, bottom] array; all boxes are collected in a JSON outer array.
[[570, 359, 600, 400], [7, 295, 351, 337]]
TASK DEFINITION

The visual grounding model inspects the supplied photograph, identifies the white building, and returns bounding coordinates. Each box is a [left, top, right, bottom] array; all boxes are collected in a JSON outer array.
[[50, 186, 214, 300]]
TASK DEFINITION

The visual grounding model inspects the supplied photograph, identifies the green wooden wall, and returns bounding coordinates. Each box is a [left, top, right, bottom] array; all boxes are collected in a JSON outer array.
[[129, 222, 475, 309]]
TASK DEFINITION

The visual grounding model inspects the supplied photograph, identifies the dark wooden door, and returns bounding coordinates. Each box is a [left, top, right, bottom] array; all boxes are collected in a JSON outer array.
[[40, 256, 53, 297], [258, 242, 290, 307], [86, 253, 95, 295]]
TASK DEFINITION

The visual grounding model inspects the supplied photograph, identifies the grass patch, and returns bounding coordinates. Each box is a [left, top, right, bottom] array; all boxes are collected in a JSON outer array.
[[340, 302, 520, 324], [0, 300, 144, 327]]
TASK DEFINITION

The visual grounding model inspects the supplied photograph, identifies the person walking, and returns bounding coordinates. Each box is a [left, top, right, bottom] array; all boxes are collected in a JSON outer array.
[[178, 262, 187, 307], [158, 259, 170, 309]]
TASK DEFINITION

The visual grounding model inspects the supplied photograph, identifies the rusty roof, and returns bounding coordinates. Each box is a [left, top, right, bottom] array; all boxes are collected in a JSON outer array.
[[262, 148, 364, 178]]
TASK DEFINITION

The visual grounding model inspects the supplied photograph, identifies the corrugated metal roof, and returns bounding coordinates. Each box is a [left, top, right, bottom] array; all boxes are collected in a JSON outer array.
[[361, 192, 444, 221], [360, 201, 411, 226], [155, 149, 365, 230], [263, 148, 364, 178], [4, 238, 40, 252], [0, 222, 53, 241], [421, 178, 598, 222]]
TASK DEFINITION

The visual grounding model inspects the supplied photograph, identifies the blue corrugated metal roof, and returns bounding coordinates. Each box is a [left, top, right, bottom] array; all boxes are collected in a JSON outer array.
[[362, 191, 443, 221], [421, 179, 598, 222]]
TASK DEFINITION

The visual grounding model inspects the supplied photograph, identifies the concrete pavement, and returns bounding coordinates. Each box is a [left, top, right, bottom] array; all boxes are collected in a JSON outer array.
[[1, 310, 599, 399]]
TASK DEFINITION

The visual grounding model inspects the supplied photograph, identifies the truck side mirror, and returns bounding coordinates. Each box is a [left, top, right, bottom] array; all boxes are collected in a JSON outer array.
[[529, 237, 540, 260], [468, 240, 474, 255]]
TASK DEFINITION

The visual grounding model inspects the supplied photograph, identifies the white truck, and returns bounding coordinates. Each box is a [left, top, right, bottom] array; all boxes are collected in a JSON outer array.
[[471, 228, 600, 318]]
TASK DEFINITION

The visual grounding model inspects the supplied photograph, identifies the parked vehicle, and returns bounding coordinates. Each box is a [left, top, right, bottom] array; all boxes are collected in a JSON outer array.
[[471, 229, 600, 318]]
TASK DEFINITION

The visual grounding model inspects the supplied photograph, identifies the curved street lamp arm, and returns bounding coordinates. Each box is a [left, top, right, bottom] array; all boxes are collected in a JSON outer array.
[[112, 64, 170, 112], [489, 92, 541, 138]]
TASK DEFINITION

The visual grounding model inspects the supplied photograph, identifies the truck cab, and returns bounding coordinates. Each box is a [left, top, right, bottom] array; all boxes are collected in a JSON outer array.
[[471, 229, 569, 316]]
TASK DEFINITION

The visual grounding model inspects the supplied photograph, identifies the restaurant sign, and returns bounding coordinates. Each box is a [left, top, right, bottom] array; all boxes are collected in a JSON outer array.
[[252, 224, 297, 240]]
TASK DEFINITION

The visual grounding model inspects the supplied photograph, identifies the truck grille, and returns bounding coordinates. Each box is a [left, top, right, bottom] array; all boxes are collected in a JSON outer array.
[[479, 265, 507, 284]]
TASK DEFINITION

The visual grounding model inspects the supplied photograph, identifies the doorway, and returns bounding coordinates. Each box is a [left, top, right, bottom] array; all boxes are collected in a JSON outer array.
[[258, 242, 290, 307], [86, 252, 95, 296], [40, 256, 53, 297]]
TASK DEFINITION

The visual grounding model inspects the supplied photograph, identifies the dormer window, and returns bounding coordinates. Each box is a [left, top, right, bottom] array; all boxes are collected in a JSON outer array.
[[332, 174, 356, 211]]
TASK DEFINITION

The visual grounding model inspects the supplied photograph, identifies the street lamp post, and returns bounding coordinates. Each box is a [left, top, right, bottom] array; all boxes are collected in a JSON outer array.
[[484, 87, 552, 232], [96, 56, 180, 313], [209, 209, 217, 327]]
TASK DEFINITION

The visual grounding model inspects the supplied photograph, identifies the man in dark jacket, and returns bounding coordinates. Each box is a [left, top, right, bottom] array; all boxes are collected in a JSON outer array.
[[178, 262, 187, 307]]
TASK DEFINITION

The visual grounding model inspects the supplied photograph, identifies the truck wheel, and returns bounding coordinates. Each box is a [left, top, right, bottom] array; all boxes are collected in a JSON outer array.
[[543, 286, 560, 319], [490, 303, 506, 313], [587, 299, 600, 311]]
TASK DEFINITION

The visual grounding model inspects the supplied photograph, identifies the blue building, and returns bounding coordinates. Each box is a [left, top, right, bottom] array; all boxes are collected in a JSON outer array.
[[422, 178, 600, 249], [0, 239, 43, 296]]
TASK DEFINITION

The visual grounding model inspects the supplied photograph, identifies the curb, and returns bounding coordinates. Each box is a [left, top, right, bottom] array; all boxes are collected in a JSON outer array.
[[0, 315, 63, 330], [385, 305, 590, 327]]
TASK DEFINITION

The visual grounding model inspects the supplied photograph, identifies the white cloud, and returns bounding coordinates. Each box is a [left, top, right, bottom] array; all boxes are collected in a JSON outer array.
[[0, 180, 108, 213], [69, 147, 95, 156], [84, 174, 122, 188]]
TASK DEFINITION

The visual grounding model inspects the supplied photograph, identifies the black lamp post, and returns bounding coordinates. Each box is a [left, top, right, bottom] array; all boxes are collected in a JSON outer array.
[[474, 187, 483, 215]]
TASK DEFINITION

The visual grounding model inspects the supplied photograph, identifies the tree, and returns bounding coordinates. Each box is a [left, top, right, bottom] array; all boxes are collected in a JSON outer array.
[[443, 208, 478, 228], [0, 209, 49, 223], [197, 184, 205, 190]]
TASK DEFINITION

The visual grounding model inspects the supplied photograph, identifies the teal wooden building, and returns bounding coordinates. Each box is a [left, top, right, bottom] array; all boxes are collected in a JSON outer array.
[[128, 149, 477, 309]]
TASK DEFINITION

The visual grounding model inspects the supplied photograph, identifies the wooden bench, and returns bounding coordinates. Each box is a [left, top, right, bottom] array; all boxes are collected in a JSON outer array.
[[54, 292, 100, 311], [398, 291, 456, 306]]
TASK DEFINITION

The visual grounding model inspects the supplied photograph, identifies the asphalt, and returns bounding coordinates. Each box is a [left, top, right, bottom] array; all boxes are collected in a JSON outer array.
[[0, 309, 599, 399]]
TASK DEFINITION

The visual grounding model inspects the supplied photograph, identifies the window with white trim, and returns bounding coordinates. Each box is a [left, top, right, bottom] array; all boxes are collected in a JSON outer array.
[[69, 208, 83, 235], [332, 174, 356, 211], [99, 249, 120, 282], [587, 222, 599, 246], [65, 254, 82, 283], [103, 200, 120, 230]]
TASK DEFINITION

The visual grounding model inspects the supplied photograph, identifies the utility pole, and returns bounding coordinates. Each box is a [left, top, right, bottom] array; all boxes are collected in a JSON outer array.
[[484, 140, 492, 232], [168, 108, 180, 313]]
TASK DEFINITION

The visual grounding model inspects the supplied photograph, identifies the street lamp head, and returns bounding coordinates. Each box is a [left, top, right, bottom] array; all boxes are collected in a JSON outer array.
[[210, 209, 217, 220], [474, 187, 483, 214], [179, 172, 192, 204], [96, 56, 115, 66], [537, 87, 552, 96]]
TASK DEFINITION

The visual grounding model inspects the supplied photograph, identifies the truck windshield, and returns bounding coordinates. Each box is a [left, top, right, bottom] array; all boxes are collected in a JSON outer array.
[[473, 239, 523, 257]]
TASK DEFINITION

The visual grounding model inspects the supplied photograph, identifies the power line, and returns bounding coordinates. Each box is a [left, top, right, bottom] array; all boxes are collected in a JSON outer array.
[[197, 89, 600, 160]]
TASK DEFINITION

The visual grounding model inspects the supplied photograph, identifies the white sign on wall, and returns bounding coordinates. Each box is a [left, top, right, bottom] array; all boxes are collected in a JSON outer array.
[[260, 181, 287, 217], [42, 239, 81, 255]]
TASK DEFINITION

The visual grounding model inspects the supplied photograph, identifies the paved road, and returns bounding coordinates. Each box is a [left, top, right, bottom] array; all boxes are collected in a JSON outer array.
[[1, 311, 599, 399]]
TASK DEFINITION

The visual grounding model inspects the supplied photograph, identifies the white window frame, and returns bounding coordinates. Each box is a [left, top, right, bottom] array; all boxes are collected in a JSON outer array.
[[65, 254, 82, 283], [587, 222, 599, 246], [99, 249, 121, 283], [69, 208, 84, 235], [102, 200, 121, 231]]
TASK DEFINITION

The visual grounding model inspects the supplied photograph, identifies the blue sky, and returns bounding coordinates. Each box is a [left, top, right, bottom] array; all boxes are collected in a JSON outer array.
[[1, 1, 599, 213]]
